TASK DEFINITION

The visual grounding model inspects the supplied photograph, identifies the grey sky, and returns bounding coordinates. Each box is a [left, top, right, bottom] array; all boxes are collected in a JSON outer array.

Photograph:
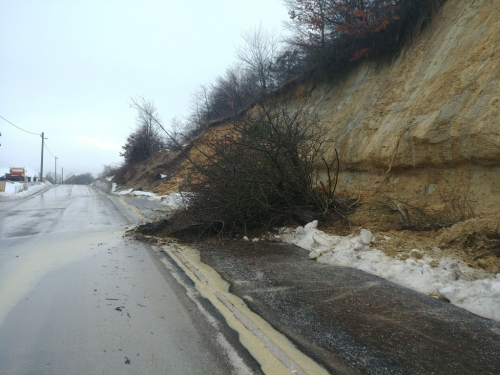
[[0, 0, 289, 178]]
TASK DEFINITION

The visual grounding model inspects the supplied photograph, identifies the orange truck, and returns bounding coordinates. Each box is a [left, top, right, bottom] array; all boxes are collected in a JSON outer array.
[[6, 167, 26, 181]]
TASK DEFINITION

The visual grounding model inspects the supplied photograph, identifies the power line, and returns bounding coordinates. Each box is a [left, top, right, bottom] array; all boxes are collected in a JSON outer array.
[[0, 116, 63, 178], [44, 141, 55, 158], [0, 115, 40, 136]]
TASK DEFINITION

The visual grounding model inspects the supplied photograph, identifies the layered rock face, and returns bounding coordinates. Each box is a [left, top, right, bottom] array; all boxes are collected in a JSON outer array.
[[163, 0, 499, 213], [281, 0, 500, 212]]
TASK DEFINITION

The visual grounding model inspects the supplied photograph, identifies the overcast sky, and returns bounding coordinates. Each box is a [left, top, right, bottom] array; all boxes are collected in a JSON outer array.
[[0, 0, 289, 179]]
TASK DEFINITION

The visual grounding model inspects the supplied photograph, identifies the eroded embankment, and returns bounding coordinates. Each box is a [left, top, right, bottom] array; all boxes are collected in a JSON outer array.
[[281, 0, 499, 214], [158, 0, 500, 214]]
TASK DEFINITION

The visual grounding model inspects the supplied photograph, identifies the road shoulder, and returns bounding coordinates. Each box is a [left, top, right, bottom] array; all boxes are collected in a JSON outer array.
[[193, 240, 500, 374]]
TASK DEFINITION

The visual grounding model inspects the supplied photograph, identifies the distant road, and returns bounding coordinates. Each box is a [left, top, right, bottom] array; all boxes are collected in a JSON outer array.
[[0, 185, 257, 374]]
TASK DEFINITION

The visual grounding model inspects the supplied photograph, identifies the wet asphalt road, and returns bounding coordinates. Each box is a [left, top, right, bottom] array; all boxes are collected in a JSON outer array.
[[197, 241, 500, 375], [0, 185, 257, 374]]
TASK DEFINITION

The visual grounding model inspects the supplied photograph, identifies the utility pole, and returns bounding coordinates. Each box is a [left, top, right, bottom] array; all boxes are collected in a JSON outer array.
[[54, 156, 58, 184], [62, 167, 64, 185], [40, 132, 46, 182]]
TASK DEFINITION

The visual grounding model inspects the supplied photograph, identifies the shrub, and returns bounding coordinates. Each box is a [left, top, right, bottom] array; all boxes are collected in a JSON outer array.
[[163, 100, 349, 238]]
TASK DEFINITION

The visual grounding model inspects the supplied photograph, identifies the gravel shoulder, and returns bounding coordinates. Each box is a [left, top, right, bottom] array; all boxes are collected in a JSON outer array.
[[195, 240, 500, 375]]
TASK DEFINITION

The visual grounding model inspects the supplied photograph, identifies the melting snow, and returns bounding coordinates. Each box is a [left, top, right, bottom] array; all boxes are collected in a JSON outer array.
[[114, 188, 134, 195], [0, 181, 51, 200], [282, 220, 500, 322], [113, 187, 188, 210], [159, 192, 187, 210]]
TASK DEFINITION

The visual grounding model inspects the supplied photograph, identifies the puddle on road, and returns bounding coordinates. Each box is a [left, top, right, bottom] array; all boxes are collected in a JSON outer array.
[[159, 243, 329, 375], [0, 230, 123, 325]]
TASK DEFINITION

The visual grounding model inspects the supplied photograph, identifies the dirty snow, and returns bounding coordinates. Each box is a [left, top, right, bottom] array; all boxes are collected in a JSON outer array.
[[0, 181, 52, 201], [115, 188, 161, 199], [126, 190, 157, 198], [282, 221, 500, 322], [113, 187, 188, 210], [159, 192, 187, 210], [114, 188, 134, 195]]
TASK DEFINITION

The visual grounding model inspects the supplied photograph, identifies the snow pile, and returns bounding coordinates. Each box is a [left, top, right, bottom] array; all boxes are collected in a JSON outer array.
[[114, 188, 189, 210], [114, 188, 134, 195], [115, 188, 158, 198], [282, 220, 500, 322], [3, 181, 21, 194], [129, 190, 157, 198], [0, 181, 51, 200], [159, 192, 187, 210]]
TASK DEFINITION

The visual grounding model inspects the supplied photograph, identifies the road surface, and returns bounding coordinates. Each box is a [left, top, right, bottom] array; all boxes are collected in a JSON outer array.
[[195, 240, 500, 374], [0, 185, 259, 374]]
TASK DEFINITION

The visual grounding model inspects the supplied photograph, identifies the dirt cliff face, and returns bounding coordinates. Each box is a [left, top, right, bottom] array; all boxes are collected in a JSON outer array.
[[159, 0, 499, 214], [271, 0, 500, 213], [317, 0, 499, 169], [150, 0, 500, 273]]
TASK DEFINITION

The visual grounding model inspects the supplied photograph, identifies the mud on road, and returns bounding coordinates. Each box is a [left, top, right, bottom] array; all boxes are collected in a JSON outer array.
[[195, 240, 500, 375]]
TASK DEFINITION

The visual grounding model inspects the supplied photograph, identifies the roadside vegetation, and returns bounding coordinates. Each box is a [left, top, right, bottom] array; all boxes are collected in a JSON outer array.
[[142, 99, 358, 237], [102, 0, 450, 239]]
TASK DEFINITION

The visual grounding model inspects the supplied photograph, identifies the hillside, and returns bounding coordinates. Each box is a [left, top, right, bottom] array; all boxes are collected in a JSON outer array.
[[158, 0, 499, 202], [122, 0, 500, 274]]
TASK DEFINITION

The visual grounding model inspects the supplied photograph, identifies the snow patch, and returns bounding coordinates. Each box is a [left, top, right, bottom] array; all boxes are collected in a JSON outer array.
[[0, 181, 51, 200], [114, 188, 134, 195], [128, 190, 157, 198], [282, 220, 500, 322], [113, 187, 189, 210], [159, 192, 187, 210], [114, 188, 158, 198]]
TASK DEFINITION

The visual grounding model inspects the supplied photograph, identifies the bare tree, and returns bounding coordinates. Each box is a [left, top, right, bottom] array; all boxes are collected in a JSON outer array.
[[122, 98, 164, 164], [274, 49, 303, 82], [236, 23, 281, 91], [284, 0, 331, 53], [163, 117, 188, 151], [135, 99, 163, 157], [129, 97, 185, 153], [166, 100, 344, 237], [188, 84, 212, 129], [208, 64, 254, 118], [45, 171, 55, 184], [98, 164, 120, 179]]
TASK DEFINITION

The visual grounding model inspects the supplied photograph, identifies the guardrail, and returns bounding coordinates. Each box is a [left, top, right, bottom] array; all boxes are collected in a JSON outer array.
[[91, 179, 113, 193]]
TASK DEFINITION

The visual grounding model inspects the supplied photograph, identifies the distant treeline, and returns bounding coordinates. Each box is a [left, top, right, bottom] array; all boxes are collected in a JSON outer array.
[[55, 172, 94, 185]]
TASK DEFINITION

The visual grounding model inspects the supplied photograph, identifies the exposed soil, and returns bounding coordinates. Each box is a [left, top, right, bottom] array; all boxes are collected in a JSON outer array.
[[324, 202, 500, 274], [113, 150, 186, 194]]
